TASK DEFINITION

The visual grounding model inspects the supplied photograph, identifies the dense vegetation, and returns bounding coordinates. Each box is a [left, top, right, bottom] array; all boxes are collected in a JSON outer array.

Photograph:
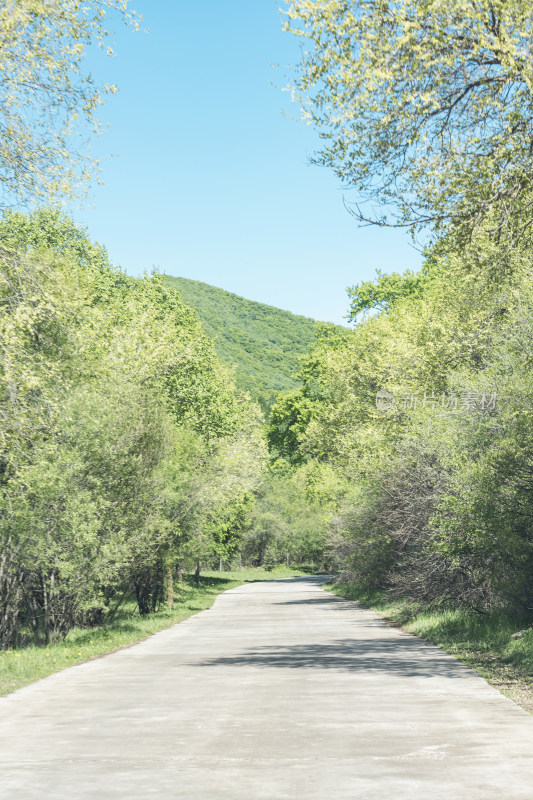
[[1, 0, 533, 700], [273, 0, 533, 632], [270, 237, 533, 616], [164, 276, 320, 414], [0, 208, 326, 652]]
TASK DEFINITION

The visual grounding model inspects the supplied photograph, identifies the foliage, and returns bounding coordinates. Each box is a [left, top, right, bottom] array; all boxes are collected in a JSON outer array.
[[172, 399, 268, 574], [242, 461, 329, 568], [267, 390, 317, 463], [274, 232, 533, 613], [347, 267, 430, 321], [267, 323, 352, 461], [0, 210, 267, 647], [283, 0, 533, 241], [278, 0, 533, 624], [0, 0, 139, 207], [164, 275, 329, 415]]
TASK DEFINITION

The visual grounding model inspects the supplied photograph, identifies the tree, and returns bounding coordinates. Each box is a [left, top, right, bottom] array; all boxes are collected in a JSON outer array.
[[283, 0, 533, 242], [267, 390, 315, 463], [347, 268, 428, 322], [243, 463, 329, 568], [272, 230, 533, 609], [0, 209, 268, 645], [0, 0, 138, 208]]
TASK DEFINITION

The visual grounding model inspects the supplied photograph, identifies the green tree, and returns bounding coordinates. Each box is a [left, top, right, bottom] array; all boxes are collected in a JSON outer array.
[[244, 462, 329, 568], [283, 0, 533, 241], [268, 390, 315, 463], [0, 210, 268, 645], [347, 268, 429, 322], [274, 232, 532, 610], [0, 0, 138, 207]]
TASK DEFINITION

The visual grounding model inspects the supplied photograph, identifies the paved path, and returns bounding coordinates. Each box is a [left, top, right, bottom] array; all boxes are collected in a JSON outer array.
[[1, 576, 533, 799]]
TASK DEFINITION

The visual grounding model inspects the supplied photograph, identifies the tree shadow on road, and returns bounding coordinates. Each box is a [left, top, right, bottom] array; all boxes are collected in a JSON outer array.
[[274, 596, 356, 608], [192, 638, 473, 680]]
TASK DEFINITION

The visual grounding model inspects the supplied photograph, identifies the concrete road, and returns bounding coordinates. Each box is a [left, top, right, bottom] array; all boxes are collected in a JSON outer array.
[[1, 577, 533, 799]]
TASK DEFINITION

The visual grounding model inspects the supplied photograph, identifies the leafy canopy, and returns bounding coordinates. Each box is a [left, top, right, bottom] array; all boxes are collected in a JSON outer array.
[[347, 268, 429, 321], [283, 0, 533, 241], [0, 208, 269, 644], [0, 0, 139, 207]]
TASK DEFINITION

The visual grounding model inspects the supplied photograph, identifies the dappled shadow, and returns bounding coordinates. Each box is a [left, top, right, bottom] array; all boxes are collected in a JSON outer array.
[[194, 575, 327, 588], [192, 637, 471, 680], [230, 576, 327, 586], [291, 566, 330, 575], [275, 596, 356, 608], [184, 576, 233, 588], [258, 576, 327, 583]]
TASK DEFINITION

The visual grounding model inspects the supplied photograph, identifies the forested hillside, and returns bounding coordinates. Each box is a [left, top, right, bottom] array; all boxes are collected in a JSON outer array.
[[164, 276, 320, 412]]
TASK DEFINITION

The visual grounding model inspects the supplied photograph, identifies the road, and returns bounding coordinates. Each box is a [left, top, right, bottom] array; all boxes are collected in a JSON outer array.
[[1, 576, 533, 799]]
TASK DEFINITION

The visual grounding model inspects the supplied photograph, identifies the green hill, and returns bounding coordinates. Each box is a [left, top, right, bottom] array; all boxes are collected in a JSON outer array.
[[164, 276, 320, 413]]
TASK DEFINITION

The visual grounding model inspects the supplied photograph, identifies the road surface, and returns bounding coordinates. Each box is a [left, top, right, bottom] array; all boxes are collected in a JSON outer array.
[[1, 576, 533, 799]]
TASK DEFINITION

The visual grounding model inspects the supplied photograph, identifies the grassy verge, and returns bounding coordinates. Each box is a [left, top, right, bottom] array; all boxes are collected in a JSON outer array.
[[327, 582, 533, 713], [0, 565, 308, 697]]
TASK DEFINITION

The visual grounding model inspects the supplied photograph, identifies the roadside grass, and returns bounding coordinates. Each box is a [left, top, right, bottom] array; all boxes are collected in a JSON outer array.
[[327, 582, 533, 713], [0, 565, 308, 697]]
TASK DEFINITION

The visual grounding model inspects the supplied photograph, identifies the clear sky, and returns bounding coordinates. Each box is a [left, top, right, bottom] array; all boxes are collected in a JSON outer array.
[[73, 0, 422, 326]]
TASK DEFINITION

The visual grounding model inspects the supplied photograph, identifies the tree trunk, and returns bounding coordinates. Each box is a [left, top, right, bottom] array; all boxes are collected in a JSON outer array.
[[219, 555, 222, 573], [194, 560, 200, 587], [42, 572, 50, 646], [166, 563, 174, 608]]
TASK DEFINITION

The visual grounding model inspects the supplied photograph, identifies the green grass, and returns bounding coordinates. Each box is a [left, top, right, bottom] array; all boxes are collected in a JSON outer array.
[[328, 582, 533, 712], [0, 566, 308, 697]]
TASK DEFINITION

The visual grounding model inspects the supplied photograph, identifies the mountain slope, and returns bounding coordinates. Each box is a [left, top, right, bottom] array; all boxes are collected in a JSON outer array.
[[164, 276, 320, 412]]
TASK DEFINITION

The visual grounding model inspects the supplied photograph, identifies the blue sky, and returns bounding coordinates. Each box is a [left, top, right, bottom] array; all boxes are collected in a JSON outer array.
[[74, 0, 421, 326]]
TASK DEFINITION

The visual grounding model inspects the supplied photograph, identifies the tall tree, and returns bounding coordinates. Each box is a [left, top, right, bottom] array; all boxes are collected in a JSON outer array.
[[283, 0, 533, 242], [0, 1, 138, 208]]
